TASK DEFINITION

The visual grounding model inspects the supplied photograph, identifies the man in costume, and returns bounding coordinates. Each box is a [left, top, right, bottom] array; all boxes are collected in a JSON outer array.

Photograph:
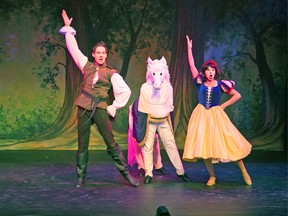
[[60, 10, 139, 188], [129, 57, 191, 184], [128, 103, 169, 177]]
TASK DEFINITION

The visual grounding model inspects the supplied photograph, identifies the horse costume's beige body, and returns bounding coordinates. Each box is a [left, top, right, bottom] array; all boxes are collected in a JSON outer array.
[[128, 57, 185, 178]]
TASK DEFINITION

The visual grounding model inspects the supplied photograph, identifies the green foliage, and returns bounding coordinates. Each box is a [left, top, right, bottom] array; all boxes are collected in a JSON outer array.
[[112, 81, 141, 133], [204, 0, 286, 138], [273, 65, 287, 114], [112, 104, 129, 133], [33, 65, 60, 92], [0, 96, 61, 140], [0, 0, 34, 20], [0, 105, 13, 139], [0, 47, 5, 63], [228, 76, 263, 138], [107, 0, 175, 58], [33, 38, 65, 92]]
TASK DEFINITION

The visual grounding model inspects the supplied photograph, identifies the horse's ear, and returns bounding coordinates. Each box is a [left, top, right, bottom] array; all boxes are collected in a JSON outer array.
[[160, 56, 167, 65], [147, 57, 153, 65], [147, 57, 153, 70]]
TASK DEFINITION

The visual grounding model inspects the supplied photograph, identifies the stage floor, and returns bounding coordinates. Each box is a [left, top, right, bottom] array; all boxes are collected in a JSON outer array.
[[0, 150, 287, 216]]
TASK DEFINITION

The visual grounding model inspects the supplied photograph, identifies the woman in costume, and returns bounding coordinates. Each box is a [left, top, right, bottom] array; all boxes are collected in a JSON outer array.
[[183, 35, 252, 186]]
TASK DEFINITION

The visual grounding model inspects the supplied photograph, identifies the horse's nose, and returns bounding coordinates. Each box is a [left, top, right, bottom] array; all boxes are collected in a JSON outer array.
[[153, 82, 162, 89]]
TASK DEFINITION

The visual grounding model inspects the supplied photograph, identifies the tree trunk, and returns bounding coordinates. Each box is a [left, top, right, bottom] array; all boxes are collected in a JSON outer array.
[[119, 0, 148, 79], [169, 0, 205, 147], [31, 0, 89, 140], [242, 11, 284, 148], [119, 33, 137, 78]]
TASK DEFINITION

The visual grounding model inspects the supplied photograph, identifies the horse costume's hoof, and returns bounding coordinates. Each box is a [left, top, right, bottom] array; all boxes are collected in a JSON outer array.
[[155, 167, 169, 175], [138, 168, 145, 176], [144, 176, 152, 184], [177, 173, 191, 182]]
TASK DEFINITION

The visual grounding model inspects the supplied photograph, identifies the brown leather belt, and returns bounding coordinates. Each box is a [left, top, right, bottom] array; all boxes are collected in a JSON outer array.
[[81, 90, 102, 125]]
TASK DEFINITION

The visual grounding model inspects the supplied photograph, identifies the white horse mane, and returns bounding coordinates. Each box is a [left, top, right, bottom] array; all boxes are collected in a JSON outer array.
[[145, 56, 170, 85]]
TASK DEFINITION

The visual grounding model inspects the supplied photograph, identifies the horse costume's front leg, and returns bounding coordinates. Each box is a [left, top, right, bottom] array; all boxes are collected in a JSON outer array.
[[142, 123, 157, 183], [157, 120, 184, 175], [152, 134, 162, 169]]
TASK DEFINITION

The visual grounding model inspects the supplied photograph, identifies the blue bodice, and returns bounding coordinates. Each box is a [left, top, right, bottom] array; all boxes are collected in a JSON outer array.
[[196, 81, 223, 109], [193, 74, 235, 110]]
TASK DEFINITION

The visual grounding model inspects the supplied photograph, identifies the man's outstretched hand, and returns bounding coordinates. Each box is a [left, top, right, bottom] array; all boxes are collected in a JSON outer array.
[[62, 10, 73, 26]]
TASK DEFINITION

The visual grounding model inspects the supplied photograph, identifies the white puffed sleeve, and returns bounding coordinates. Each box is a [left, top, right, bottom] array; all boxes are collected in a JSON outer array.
[[59, 26, 88, 72], [220, 80, 235, 94], [107, 73, 131, 117]]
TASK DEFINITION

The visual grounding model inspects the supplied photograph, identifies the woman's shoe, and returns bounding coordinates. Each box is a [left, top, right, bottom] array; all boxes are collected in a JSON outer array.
[[242, 172, 252, 186], [206, 176, 216, 186]]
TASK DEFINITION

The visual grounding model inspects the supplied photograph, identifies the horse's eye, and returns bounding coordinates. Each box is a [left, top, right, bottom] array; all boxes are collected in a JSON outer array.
[[153, 73, 155, 75]]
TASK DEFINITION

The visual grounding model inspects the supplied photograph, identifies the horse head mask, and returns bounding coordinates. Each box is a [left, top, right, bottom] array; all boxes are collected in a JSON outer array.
[[146, 56, 170, 90]]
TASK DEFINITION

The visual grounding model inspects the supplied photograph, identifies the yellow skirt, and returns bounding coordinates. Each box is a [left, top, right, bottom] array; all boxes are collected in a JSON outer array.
[[182, 104, 252, 163]]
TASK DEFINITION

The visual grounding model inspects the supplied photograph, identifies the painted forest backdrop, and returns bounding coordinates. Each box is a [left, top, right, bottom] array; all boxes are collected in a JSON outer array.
[[0, 0, 286, 150]]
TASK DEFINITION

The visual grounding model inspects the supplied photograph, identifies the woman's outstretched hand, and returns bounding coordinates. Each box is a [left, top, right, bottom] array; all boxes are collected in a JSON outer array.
[[186, 35, 192, 49], [62, 10, 73, 26]]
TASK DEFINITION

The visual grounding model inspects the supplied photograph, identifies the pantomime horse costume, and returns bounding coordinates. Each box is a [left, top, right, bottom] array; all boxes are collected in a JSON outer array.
[[127, 57, 191, 184]]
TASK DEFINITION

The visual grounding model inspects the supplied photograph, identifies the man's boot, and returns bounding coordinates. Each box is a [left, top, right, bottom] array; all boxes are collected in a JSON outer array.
[[107, 145, 139, 187], [76, 150, 89, 188]]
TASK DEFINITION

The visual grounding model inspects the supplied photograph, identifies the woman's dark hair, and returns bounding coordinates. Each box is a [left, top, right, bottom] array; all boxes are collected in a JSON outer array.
[[201, 59, 220, 80], [201, 66, 220, 80], [92, 41, 108, 53]]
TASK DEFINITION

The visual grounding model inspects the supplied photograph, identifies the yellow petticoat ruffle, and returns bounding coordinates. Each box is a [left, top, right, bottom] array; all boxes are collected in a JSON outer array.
[[182, 104, 252, 163]]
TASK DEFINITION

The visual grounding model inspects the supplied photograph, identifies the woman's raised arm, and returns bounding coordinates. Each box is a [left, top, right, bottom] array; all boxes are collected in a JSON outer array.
[[186, 35, 198, 79]]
